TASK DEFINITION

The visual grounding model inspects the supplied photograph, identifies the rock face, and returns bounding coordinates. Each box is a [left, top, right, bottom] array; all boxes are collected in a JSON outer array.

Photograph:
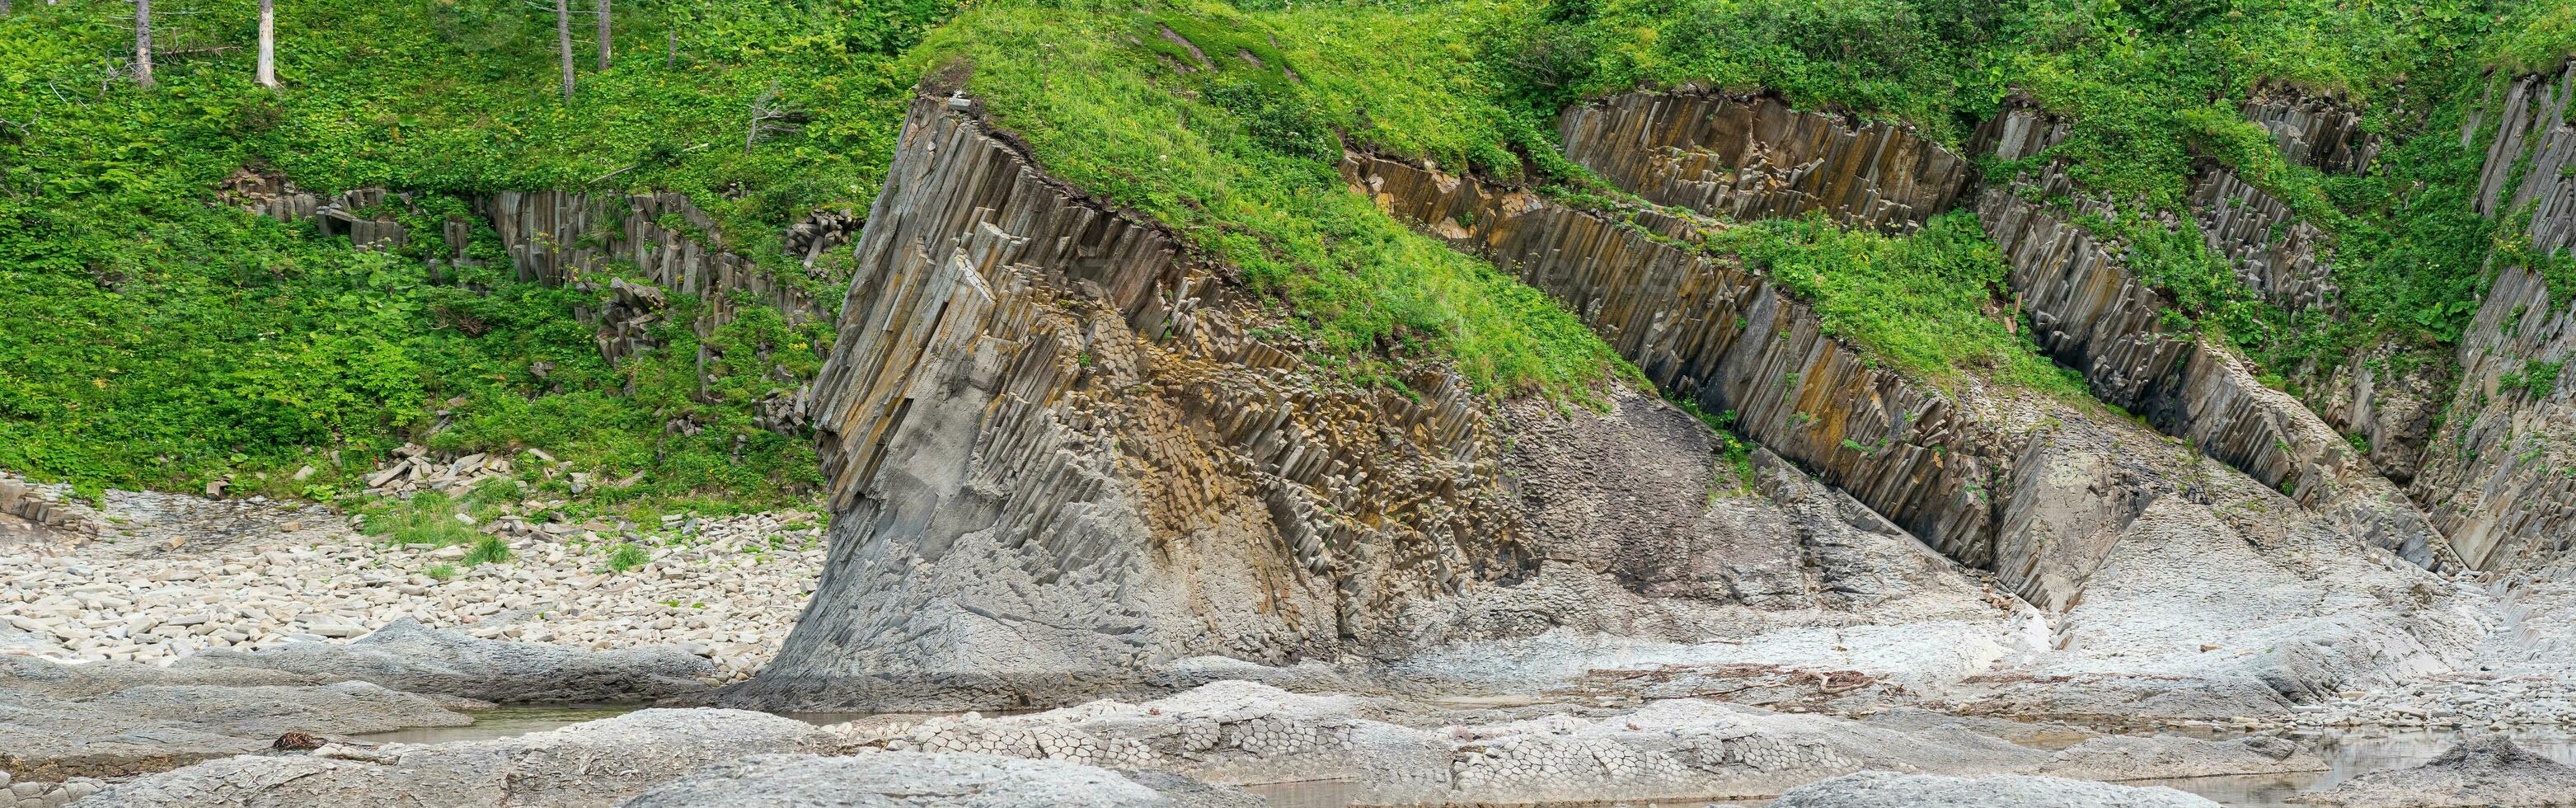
[[2409, 265, 2575, 570], [2292, 736, 2576, 807], [1771, 771, 2222, 808], [173, 618, 720, 703], [1350, 96, 2480, 721], [617, 752, 1269, 808], [725, 93, 1524, 711], [76, 708, 828, 808], [2242, 84, 2381, 177], [2189, 163, 2339, 315], [1556, 90, 1969, 233], [2406, 63, 2576, 571], [0, 655, 476, 781], [1969, 104, 2452, 570], [1340, 149, 2013, 567], [730, 93, 2049, 713]]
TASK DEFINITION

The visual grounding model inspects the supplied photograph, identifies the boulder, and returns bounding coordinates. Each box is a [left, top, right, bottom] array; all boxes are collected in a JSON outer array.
[[76, 708, 828, 808], [2292, 736, 2576, 807], [174, 618, 718, 702], [615, 751, 1269, 807], [1771, 771, 2222, 807]]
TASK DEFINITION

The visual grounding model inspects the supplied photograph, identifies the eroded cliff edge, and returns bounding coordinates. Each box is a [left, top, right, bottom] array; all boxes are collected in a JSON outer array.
[[1347, 90, 2475, 719], [716, 93, 2071, 712]]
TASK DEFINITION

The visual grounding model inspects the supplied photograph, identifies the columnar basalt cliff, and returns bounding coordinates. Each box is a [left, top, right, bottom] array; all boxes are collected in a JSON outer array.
[[1337, 152, 2013, 569], [2408, 63, 2576, 570], [1969, 105, 2453, 569], [2241, 84, 2382, 177], [2471, 63, 2576, 245], [1344, 129, 2475, 712], [721, 95, 1547, 710], [2188, 165, 2339, 315], [726, 94, 2073, 712], [1556, 91, 1970, 233]]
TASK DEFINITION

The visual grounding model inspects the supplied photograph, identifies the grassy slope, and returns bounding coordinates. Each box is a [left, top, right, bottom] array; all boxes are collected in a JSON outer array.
[[0, 0, 946, 506], [7, 0, 2569, 505]]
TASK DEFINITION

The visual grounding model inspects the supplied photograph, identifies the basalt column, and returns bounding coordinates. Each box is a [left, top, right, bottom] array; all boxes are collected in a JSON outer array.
[[725, 96, 1520, 711]]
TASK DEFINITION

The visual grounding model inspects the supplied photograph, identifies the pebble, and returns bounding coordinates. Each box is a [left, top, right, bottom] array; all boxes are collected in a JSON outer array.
[[0, 499, 827, 683]]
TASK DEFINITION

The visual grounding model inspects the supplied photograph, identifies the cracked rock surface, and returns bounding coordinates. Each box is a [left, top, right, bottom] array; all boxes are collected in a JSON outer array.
[[615, 752, 1269, 808]]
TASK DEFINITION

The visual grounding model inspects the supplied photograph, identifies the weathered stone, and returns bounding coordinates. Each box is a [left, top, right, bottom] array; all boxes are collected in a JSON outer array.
[[724, 93, 1522, 711], [173, 618, 720, 703], [75, 709, 827, 808], [0, 655, 476, 781], [1971, 103, 2452, 570], [616, 752, 1269, 808], [1557, 90, 1969, 233], [1772, 771, 2222, 807], [2292, 736, 2576, 807]]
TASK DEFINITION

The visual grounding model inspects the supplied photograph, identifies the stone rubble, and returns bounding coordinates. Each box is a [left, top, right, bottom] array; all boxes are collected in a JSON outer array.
[[0, 482, 823, 683]]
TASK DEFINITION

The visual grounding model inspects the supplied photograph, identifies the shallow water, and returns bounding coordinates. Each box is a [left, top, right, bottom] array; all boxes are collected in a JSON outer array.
[[354, 709, 2576, 806]]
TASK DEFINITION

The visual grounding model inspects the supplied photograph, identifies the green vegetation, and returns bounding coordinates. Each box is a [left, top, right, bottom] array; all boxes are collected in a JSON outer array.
[[423, 562, 459, 581], [909, 3, 1628, 396], [2501, 360, 2564, 399], [357, 491, 482, 547], [1711, 212, 2085, 397], [604, 542, 652, 573], [7, 0, 2572, 508], [0, 0, 901, 505], [462, 534, 514, 565]]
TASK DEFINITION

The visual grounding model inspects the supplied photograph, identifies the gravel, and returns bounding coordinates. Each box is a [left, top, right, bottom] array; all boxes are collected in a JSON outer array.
[[0, 486, 823, 683]]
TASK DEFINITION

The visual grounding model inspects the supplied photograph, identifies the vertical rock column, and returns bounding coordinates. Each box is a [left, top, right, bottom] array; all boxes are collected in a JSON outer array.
[[2410, 63, 2576, 569], [1556, 91, 1970, 233], [1340, 153, 2015, 572], [1968, 104, 2453, 569], [729, 96, 1526, 711]]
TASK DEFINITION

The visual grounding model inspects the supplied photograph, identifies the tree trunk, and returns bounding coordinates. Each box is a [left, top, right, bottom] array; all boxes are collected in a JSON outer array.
[[2, 0, 13, 17], [256, 0, 277, 88], [555, 0, 574, 102], [594, 0, 611, 72], [134, 0, 154, 90], [666, 28, 677, 68]]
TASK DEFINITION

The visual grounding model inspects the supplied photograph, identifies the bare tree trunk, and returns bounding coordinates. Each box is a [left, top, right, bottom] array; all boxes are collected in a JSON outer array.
[[666, 28, 677, 68], [556, 0, 574, 102], [256, 0, 277, 88], [2, 0, 13, 17], [134, 0, 154, 89], [594, 0, 611, 72]]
